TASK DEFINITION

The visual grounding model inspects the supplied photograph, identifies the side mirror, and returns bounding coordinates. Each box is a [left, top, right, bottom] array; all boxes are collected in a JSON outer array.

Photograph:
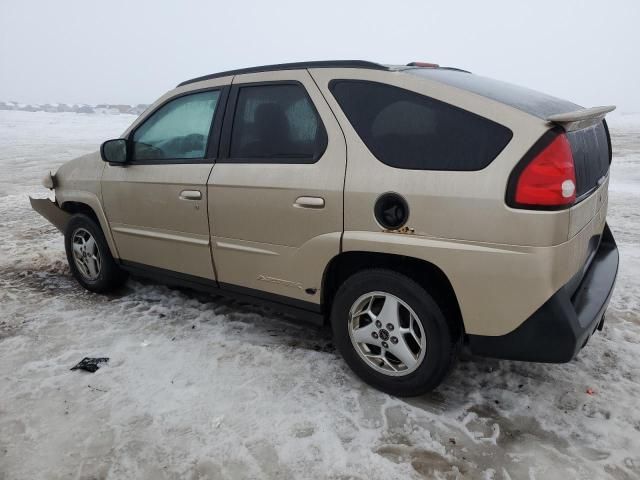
[[100, 139, 128, 164]]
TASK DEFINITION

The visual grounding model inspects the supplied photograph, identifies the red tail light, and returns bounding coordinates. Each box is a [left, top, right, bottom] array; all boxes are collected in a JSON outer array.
[[512, 133, 576, 208]]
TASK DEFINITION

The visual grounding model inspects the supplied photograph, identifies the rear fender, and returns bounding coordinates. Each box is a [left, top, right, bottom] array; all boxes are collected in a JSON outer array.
[[341, 230, 584, 337]]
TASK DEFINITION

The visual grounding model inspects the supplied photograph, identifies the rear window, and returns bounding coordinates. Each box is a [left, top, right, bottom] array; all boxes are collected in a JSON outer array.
[[330, 80, 512, 171], [409, 69, 581, 119], [568, 121, 610, 197]]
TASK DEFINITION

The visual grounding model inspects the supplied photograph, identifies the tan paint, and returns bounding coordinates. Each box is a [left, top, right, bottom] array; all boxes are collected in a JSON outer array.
[[35, 64, 611, 338], [211, 232, 342, 301], [342, 187, 607, 335], [207, 69, 347, 302], [101, 162, 216, 279], [310, 68, 572, 248], [54, 151, 120, 258], [98, 77, 233, 279], [569, 175, 609, 238]]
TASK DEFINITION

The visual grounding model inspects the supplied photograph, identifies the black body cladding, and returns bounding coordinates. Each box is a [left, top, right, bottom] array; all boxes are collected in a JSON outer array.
[[468, 224, 618, 362], [119, 260, 324, 325]]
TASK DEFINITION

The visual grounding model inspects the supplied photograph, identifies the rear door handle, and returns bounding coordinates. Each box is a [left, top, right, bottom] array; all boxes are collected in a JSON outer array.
[[180, 190, 202, 200], [294, 196, 325, 209]]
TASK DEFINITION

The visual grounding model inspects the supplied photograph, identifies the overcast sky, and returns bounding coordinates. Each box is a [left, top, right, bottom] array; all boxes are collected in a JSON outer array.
[[1, 0, 639, 111]]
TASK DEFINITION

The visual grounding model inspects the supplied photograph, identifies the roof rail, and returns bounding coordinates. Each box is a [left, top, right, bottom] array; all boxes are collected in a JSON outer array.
[[177, 60, 389, 87]]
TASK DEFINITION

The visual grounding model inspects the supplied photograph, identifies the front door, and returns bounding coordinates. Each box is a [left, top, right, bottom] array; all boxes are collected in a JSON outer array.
[[102, 86, 227, 280], [208, 70, 346, 305]]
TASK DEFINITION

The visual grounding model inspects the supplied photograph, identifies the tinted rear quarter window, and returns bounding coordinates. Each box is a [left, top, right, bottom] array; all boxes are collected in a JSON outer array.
[[330, 80, 513, 171]]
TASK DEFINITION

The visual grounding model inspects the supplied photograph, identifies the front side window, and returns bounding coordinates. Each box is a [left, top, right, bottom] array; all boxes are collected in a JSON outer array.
[[229, 84, 327, 163], [330, 80, 512, 171], [132, 90, 220, 161]]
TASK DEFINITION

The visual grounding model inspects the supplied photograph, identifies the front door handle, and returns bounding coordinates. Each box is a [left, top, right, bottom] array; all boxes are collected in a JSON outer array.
[[180, 190, 202, 200], [294, 196, 325, 209]]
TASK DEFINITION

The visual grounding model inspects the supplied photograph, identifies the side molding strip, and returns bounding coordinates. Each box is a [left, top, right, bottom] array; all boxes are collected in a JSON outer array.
[[215, 241, 279, 256], [112, 226, 210, 246]]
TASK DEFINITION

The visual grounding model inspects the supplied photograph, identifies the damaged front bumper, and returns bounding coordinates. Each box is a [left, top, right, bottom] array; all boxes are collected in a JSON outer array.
[[29, 197, 71, 232]]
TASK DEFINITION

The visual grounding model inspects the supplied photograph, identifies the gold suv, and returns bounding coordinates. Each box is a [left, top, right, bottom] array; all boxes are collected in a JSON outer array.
[[31, 60, 619, 396]]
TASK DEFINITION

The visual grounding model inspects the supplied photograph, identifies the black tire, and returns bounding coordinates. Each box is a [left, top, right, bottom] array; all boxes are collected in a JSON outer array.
[[330, 269, 456, 396], [64, 213, 127, 293]]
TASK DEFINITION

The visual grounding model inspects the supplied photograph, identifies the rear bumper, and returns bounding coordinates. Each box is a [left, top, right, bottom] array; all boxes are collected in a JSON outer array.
[[29, 197, 71, 232], [467, 224, 619, 363]]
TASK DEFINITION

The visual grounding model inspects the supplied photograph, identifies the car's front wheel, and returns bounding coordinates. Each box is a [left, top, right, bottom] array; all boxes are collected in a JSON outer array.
[[330, 269, 456, 396], [64, 213, 127, 293]]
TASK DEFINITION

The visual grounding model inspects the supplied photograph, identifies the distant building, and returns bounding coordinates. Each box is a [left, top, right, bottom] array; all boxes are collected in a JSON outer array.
[[0, 101, 148, 115]]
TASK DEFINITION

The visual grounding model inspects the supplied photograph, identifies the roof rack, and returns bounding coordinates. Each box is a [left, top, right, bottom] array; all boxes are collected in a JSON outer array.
[[177, 60, 389, 87]]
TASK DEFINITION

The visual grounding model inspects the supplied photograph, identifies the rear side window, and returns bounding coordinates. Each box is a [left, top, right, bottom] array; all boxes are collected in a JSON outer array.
[[330, 80, 512, 171], [132, 90, 220, 161], [229, 84, 327, 163]]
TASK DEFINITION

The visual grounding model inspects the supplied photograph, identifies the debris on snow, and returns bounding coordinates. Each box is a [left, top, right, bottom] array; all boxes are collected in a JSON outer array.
[[70, 357, 109, 373]]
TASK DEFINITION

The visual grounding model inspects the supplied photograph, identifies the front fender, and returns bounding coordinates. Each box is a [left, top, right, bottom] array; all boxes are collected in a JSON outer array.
[[57, 190, 120, 259], [49, 151, 120, 259]]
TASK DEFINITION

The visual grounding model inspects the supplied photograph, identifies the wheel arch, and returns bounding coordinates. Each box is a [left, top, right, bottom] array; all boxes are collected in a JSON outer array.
[[321, 251, 464, 339], [60, 199, 119, 259]]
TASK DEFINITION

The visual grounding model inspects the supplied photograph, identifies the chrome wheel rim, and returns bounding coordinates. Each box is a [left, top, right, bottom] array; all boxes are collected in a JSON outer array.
[[71, 228, 101, 281], [348, 291, 427, 376]]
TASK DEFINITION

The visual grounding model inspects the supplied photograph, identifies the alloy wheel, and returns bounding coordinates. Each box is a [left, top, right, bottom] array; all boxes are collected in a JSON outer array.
[[71, 228, 102, 281], [348, 291, 427, 376]]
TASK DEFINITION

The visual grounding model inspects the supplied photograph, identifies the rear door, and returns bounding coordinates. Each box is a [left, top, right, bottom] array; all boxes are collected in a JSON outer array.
[[102, 86, 228, 280], [207, 70, 346, 305]]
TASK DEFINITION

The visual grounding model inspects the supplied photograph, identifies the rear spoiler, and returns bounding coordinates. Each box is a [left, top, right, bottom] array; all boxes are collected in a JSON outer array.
[[547, 105, 616, 132]]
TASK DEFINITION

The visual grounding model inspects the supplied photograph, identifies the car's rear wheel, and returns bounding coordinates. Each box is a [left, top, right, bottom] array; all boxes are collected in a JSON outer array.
[[330, 269, 456, 396], [64, 214, 127, 293]]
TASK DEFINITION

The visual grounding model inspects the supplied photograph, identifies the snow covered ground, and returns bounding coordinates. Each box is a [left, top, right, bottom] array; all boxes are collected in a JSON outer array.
[[0, 110, 639, 480]]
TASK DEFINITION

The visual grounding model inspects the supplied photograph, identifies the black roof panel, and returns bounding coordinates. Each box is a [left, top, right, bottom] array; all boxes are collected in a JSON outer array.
[[408, 68, 580, 119]]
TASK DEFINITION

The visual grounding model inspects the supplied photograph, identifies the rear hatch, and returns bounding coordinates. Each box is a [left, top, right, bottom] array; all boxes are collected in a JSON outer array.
[[407, 67, 614, 237], [545, 105, 613, 201]]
